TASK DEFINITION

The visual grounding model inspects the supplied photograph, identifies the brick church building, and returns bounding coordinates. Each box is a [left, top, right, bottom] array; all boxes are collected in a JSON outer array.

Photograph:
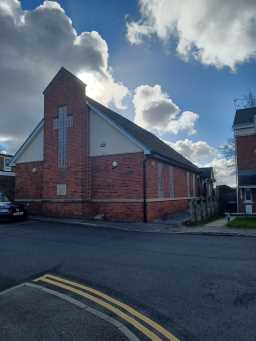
[[12, 68, 205, 222]]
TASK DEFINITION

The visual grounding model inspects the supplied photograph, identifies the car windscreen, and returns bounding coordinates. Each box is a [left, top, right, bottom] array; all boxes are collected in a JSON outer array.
[[0, 193, 10, 202]]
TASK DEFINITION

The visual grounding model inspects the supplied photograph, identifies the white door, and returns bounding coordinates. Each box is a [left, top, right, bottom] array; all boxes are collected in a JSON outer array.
[[245, 204, 252, 215]]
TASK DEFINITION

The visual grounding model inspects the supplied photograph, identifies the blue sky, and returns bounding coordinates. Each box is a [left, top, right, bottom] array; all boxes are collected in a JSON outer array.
[[1, 0, 256, 185], [21, 0, 256, 148]]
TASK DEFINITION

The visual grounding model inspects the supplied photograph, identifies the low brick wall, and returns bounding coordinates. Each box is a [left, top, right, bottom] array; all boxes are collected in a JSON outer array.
[[91, 201, 144, 222], [147, 199, 188, 222], [42, 202, 84, 218]]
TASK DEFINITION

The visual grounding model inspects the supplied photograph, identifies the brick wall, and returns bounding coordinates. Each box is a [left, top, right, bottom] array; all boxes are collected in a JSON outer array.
[[146, 159, 191, 198], [42, 69, 89, 216], [147, 200, 188, 222], [42, 202, 84, 218], [236, 135, 256, 170], [89, 152, 144, 221], [91, 152, 144, 200], [91, 202, 144, 222], [144, 158, 195, 221], [14, 155, 196, 221], [15, 161, 43, 214], [15, 162, 43, 199]]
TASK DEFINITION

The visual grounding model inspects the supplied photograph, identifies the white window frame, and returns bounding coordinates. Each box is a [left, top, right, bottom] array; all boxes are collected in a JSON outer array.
[[244, 188, 252, 202], [57, 184, 67, 196], [3, 157, 12, 172]]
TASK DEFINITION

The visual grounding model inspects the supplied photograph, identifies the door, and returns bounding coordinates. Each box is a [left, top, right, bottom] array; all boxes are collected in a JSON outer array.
[[245, 204, 252, 215], [244, 188, 253, 215]]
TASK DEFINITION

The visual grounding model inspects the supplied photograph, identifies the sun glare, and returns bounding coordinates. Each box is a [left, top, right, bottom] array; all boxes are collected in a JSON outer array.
[[77, 72, 104, 100]]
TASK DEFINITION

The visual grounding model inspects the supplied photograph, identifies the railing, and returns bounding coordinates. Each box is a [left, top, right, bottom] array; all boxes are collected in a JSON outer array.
[[225, 212, 256, 222]]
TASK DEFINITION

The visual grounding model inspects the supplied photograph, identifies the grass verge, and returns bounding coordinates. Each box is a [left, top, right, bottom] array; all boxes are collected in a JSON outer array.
[[227, 217, 256, 229]]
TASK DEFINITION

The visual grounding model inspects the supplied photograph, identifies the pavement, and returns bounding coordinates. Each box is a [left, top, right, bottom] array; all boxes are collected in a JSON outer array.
[[32, 215, 256, 237], [0, 219, 256, 340]]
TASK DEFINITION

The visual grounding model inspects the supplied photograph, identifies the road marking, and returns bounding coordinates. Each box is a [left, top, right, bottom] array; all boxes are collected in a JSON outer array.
[[36, 276, 161, 341], [26, 283, 140, 341], [34, 274, 180, 341]]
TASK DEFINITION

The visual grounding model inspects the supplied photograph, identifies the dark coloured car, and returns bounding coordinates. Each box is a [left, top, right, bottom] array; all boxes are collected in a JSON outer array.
[[0, 192, 27, 221]]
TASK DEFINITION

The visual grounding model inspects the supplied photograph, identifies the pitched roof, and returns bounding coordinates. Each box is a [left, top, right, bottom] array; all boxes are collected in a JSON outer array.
[[0, 153, 13, 158], [233, 107, 256, 127], [87, 97, 199, 173], [199, 167, 214, 179]]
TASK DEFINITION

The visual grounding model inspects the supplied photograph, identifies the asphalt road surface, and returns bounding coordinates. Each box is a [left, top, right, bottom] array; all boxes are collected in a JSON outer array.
[[0, 220, 255, 341]]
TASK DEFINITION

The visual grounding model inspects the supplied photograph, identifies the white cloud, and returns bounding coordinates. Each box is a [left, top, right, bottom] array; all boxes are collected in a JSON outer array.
[[133, 84, 199, 135], [0, 0, 128, 153], [170, 139, 217, 164], [169, 138, 235, 186], [127, 0, 256, 69], [208, 158, 236, 187]]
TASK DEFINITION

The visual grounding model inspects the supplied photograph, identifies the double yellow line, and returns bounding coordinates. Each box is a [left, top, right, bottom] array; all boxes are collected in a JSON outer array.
[[34, 274, 180, 341]]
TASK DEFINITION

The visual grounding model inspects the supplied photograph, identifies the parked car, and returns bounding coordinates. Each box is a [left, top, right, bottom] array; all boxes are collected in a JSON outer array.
[[0, 192, 27, 221]]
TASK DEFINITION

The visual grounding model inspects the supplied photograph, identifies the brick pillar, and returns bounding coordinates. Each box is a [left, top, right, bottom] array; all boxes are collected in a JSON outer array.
[[42, 68, 89, 217]]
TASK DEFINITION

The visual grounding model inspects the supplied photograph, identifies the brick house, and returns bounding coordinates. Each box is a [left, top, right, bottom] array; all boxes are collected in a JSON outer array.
[[233, 106, 256, 214], [11, 67, 208, 222], [0, 153, 15, 199]]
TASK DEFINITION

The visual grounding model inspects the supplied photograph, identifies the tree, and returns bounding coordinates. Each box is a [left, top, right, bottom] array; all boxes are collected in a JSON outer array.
[[219, 138, 235, 161]]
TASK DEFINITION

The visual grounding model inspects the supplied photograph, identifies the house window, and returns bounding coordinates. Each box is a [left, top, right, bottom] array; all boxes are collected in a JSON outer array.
[[4, 157, 12, 172], [244, 188, 252, 202], [169, 166, 175, 198], [57, 184, 67, 196]]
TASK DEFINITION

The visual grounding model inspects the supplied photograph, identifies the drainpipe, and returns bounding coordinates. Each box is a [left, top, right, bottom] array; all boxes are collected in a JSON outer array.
[[143, 157, 148, 223]]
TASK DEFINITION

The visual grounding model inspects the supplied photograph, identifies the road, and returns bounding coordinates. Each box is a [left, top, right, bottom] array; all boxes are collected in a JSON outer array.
[[0, 220, 256, 340]]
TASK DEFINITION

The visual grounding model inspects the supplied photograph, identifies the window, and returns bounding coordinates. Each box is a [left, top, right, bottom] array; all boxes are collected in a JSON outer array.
[[4, 157, 12, 172], [53, 106, 73, 169], [157, 163, 164, 198], [57, 184, 67, 196], [186, 172, 190, 197], [169, 166, 175, 198], [244, 188, 252, 202], [192, 174, 196, 197], [0, 192, 10, 202]]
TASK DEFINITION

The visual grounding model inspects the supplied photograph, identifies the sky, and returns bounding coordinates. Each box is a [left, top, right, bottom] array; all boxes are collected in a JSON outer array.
[[1, 0, 256, 185]]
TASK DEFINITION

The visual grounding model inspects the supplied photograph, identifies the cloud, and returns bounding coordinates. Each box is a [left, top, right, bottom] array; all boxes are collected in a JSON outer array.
[[169, 138, 236, 186], [208, 158, 236, 187], [170, 139, 217, 164], [127, 0, 256, 69], [133, 84, 199, 134], [0, 0, 128, 153]]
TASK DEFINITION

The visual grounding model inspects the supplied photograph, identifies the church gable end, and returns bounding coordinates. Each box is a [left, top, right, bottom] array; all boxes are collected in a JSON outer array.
[[42, 67, 89, 214]]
